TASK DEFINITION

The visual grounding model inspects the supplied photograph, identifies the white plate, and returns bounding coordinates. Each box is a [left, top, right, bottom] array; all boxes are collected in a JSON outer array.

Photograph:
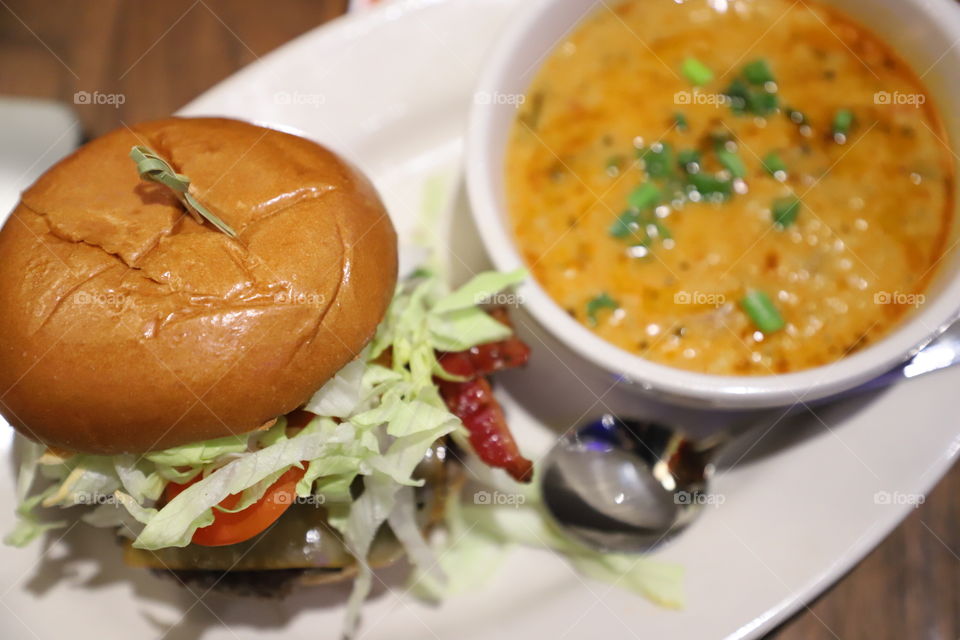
[[1, 1, 958, 639]]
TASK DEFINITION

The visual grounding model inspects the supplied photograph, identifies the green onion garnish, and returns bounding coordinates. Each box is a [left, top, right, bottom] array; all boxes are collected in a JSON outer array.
[[638, 144, 674, 179], [129, 146, 238, 238], [627, 182, 662, 211], [724, 76, 778, 116], [762, 151, 788, 179], [746, 90, 779, 116], [687, 173, 733, 198], [740, 290, 785, 333], [677, 149, 701, 172], [673, 112, 689, 132], [743, 59, 775, 85], [715, 145, 747, 178], [772, 196, 801, 228], [724, 78, 751, 114], [586, 292, 619, 326], [609, 211, 638, 239], [832, 109, 854, 139], [682, 57, 714, 86]]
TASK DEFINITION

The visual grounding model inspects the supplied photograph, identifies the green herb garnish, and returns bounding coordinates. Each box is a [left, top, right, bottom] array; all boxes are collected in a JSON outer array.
[[609, 210, 638, 239], [129, 146, 238, 238], [715, 144, 747, 178], [682, 57, 714, 86], [724, 72, 778, 117], [638, 143, 674, 179], [673, 112, 689, 132], [740, 289, 785, 333], [586, 292, 619, 326], [686, 172, 733, 198], [677, 149, 702, 172], [832, 109, 854, 140], [742, 59, 775, 85], [762, 151, 788, 179], [627, 182, 662, 211], [772, 196, 801, 228]]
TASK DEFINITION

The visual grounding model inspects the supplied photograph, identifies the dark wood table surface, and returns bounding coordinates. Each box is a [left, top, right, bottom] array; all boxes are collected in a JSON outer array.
[[0, 1, 956, 638]]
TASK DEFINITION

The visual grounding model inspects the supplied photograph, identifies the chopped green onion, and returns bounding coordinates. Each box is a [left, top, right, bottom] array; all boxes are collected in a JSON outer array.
[[762, 151, 788, 178], [743, 59, 775, 85], [651, 216, 673, 240], [586, 292, 619, 326], [677, 149, 702, 172], [686, 173, 733, 198], [673, 112, 689, 132], [772, 196, 801, 228], [724, 78, 751, 114], [638, 144, 674, 179], [746, 90, 779, 116], [724, 77, 778, 116], [609, 211, 639, 239], [715, 146, 747, 178], [682, 57, 714, 86], [740, 290, 785, 333], [626, 182, 662, 211], [832, 109, 854, 138]]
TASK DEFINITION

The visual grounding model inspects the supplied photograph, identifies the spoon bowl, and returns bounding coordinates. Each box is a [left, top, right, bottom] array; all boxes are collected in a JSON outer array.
[[541, 415, 708, 552]]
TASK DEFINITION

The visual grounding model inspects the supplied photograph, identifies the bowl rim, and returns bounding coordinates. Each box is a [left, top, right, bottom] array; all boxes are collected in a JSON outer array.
[[465, 0, 960, 407]]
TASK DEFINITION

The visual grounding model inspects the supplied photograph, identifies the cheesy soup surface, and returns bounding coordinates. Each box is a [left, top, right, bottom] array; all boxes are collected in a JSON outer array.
[[505, 0, 953, 375]]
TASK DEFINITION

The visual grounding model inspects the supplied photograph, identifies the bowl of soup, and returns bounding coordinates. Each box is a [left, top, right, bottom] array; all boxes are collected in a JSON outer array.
[[466, 0, 960, 408]]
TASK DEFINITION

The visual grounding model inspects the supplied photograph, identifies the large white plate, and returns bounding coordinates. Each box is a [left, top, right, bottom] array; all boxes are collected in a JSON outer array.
[[2, 1, 958, 639]]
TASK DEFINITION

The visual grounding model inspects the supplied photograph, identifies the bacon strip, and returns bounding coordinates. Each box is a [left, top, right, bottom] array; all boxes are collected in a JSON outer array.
[[436, 376, 533, 482], [436, 309, 533, 483]]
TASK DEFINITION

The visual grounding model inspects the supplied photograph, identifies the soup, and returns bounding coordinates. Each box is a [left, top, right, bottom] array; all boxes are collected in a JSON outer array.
[[505, 0, 953, 375]]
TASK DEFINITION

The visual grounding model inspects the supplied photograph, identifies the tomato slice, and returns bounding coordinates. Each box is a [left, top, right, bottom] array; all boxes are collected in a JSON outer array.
[[163, 465, 306, 547]]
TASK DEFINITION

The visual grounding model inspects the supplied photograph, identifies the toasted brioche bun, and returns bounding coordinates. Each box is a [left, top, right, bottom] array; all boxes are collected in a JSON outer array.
[[0, 117, 397, 454]]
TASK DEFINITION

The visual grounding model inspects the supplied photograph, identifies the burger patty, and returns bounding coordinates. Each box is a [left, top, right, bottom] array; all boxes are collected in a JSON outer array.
[[158, 567, 350, 597]]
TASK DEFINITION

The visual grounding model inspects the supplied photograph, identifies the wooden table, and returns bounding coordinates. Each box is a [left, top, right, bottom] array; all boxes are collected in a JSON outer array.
[[0, 1, 956, 638]]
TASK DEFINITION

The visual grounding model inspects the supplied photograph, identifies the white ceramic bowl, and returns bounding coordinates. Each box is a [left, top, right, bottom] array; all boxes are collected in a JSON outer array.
[[466, 0, 960, 409]]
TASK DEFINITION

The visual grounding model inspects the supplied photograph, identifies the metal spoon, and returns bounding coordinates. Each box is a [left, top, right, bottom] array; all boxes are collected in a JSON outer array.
[[541, 326, 960, 553]]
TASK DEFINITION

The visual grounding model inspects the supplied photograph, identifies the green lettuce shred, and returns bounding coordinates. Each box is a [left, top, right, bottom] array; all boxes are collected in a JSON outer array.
[[4, 263, 684, 632]]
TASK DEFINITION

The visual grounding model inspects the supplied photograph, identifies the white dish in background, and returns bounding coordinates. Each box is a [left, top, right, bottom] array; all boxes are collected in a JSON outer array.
[[0, 1, 958, 639], [466, 0, 960, 409]]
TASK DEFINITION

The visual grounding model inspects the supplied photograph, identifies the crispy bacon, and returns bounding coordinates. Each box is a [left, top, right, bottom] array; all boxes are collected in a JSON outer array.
[[436, 308, 533, 483], [435, 308, 531, 378], [436, 376, 533, 482]]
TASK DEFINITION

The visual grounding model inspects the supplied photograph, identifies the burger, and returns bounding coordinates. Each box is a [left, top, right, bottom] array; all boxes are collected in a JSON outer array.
[[0, 117, 532, 626]]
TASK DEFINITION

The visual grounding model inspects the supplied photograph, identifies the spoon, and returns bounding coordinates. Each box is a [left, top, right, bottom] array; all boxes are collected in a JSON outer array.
[[540, 326, 960, 553]]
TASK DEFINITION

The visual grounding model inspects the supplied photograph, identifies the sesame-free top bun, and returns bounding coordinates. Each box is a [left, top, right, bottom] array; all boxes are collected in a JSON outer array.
[[0, 117, 397, 454]]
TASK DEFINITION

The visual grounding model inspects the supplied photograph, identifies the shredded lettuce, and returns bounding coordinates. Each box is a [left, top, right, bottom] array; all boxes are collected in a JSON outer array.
[[4, 263, 683, 633], [409, 468, 685, 609]]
